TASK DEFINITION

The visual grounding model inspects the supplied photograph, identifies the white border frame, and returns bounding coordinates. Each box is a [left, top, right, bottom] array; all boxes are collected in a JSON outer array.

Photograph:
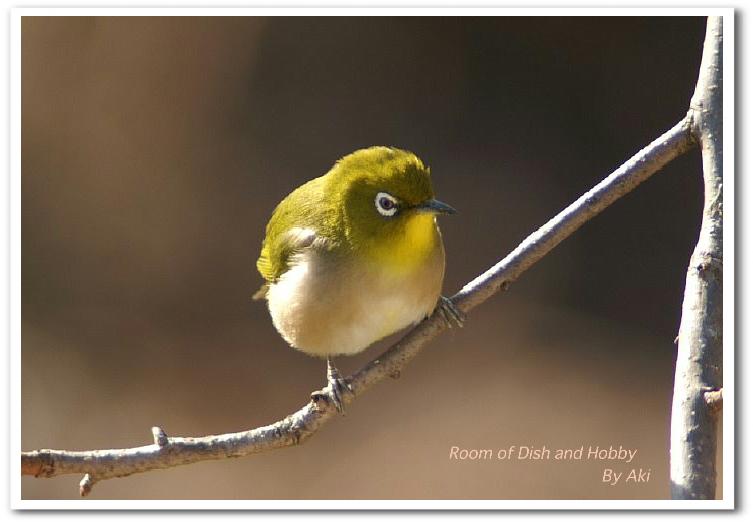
[[9, 6, 735, 510]]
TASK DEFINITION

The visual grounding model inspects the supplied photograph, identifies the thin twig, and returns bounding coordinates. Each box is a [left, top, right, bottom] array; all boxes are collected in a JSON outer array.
[[22, 114, 696, 496], [670, 15, 724, 500]]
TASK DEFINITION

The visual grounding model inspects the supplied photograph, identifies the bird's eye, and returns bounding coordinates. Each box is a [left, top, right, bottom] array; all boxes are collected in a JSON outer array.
[[375, 192, 399, 217], [379, 197, 394, 210]]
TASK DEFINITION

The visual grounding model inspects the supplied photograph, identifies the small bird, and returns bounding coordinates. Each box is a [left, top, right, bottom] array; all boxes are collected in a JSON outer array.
[[254, 146, 462, 412]]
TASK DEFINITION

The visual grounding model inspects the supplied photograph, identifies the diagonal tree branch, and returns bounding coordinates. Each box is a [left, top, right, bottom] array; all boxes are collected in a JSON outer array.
[[22, 114, 696, 496], [670, 15, 724, 500]]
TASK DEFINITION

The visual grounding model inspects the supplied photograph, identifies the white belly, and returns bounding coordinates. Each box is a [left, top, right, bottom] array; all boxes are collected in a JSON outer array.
[[266, 248, 444, 357]]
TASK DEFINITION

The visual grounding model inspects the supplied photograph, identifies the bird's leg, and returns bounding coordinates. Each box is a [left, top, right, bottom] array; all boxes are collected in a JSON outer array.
[[311, 356, 352, 414], [436, 295, 466, 328], [328, 356, 353, 413]]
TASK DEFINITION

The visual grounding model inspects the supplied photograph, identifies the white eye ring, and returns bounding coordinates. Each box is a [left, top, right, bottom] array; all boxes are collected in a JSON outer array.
[[375, 192, 399, 217]]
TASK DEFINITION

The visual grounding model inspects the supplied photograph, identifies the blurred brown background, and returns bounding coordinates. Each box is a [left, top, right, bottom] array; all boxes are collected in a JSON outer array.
[[21, 16, 721, 500]]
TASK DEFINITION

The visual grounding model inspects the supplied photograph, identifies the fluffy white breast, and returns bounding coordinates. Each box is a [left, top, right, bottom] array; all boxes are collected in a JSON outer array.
[[266, 243, 444, 358]]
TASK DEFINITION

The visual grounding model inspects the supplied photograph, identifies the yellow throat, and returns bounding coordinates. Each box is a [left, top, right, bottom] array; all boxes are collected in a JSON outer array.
[[367, 213, 439, 276]]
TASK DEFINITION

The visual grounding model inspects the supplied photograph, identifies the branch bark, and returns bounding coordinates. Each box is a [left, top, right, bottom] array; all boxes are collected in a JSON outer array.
[[22, 115, 696, 496], [670, 15, 724, 500]]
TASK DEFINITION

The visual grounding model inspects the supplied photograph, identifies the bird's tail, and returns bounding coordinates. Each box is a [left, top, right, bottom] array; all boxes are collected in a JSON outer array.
[[252, 284, 269, 301]]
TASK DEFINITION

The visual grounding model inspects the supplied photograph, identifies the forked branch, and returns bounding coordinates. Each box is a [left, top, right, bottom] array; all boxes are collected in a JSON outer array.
[[22, 115, 695, 496]]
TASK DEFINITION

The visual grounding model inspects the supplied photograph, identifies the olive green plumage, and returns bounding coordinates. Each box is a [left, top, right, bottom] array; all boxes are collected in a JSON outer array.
[[256, 146, 433, 286]]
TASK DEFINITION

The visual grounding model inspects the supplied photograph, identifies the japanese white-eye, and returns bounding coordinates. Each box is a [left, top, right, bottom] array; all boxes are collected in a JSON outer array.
[[254, 146, 461, 411]]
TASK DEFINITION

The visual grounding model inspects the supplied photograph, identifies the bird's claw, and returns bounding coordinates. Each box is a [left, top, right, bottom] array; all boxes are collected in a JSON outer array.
[[329, 375, 352, 414], [311, 357, 352, 414], [437, 295, 466, 328]]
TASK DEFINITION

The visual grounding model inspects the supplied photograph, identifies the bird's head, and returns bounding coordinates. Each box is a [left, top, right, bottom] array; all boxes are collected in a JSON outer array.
[[325, 146, 455, 262]]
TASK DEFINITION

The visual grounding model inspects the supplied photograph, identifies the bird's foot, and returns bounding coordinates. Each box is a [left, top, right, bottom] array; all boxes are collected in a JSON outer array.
[[437, 295, 466, 328], [310, 357, 352, 414]]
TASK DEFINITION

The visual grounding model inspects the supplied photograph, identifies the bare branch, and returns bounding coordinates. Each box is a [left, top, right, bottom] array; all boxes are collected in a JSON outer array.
[[22, 112, 696, 496], [670, 15, 724, 500]]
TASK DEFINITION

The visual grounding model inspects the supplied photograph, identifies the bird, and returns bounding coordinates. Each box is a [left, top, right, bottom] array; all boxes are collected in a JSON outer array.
[[254, 146, 463, 412]]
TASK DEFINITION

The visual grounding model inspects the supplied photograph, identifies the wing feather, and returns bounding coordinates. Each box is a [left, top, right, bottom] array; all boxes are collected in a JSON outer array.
[[254, 176, 337, 299]]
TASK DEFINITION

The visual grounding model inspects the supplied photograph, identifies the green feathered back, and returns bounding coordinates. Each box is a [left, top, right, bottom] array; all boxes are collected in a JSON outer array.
[[256, 175, 333, 284]]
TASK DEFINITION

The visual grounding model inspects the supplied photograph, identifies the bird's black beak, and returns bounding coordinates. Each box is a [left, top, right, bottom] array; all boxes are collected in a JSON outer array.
[[416, 199, 457, 215]]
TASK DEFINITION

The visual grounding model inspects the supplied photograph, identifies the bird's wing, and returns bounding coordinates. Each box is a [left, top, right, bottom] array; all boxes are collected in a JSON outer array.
[[254, 176, 336, 299], [254, 227, 332, 300]]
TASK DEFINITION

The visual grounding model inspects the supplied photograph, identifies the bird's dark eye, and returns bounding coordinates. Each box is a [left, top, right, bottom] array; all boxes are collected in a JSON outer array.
[[375, 192, 399, 217]]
